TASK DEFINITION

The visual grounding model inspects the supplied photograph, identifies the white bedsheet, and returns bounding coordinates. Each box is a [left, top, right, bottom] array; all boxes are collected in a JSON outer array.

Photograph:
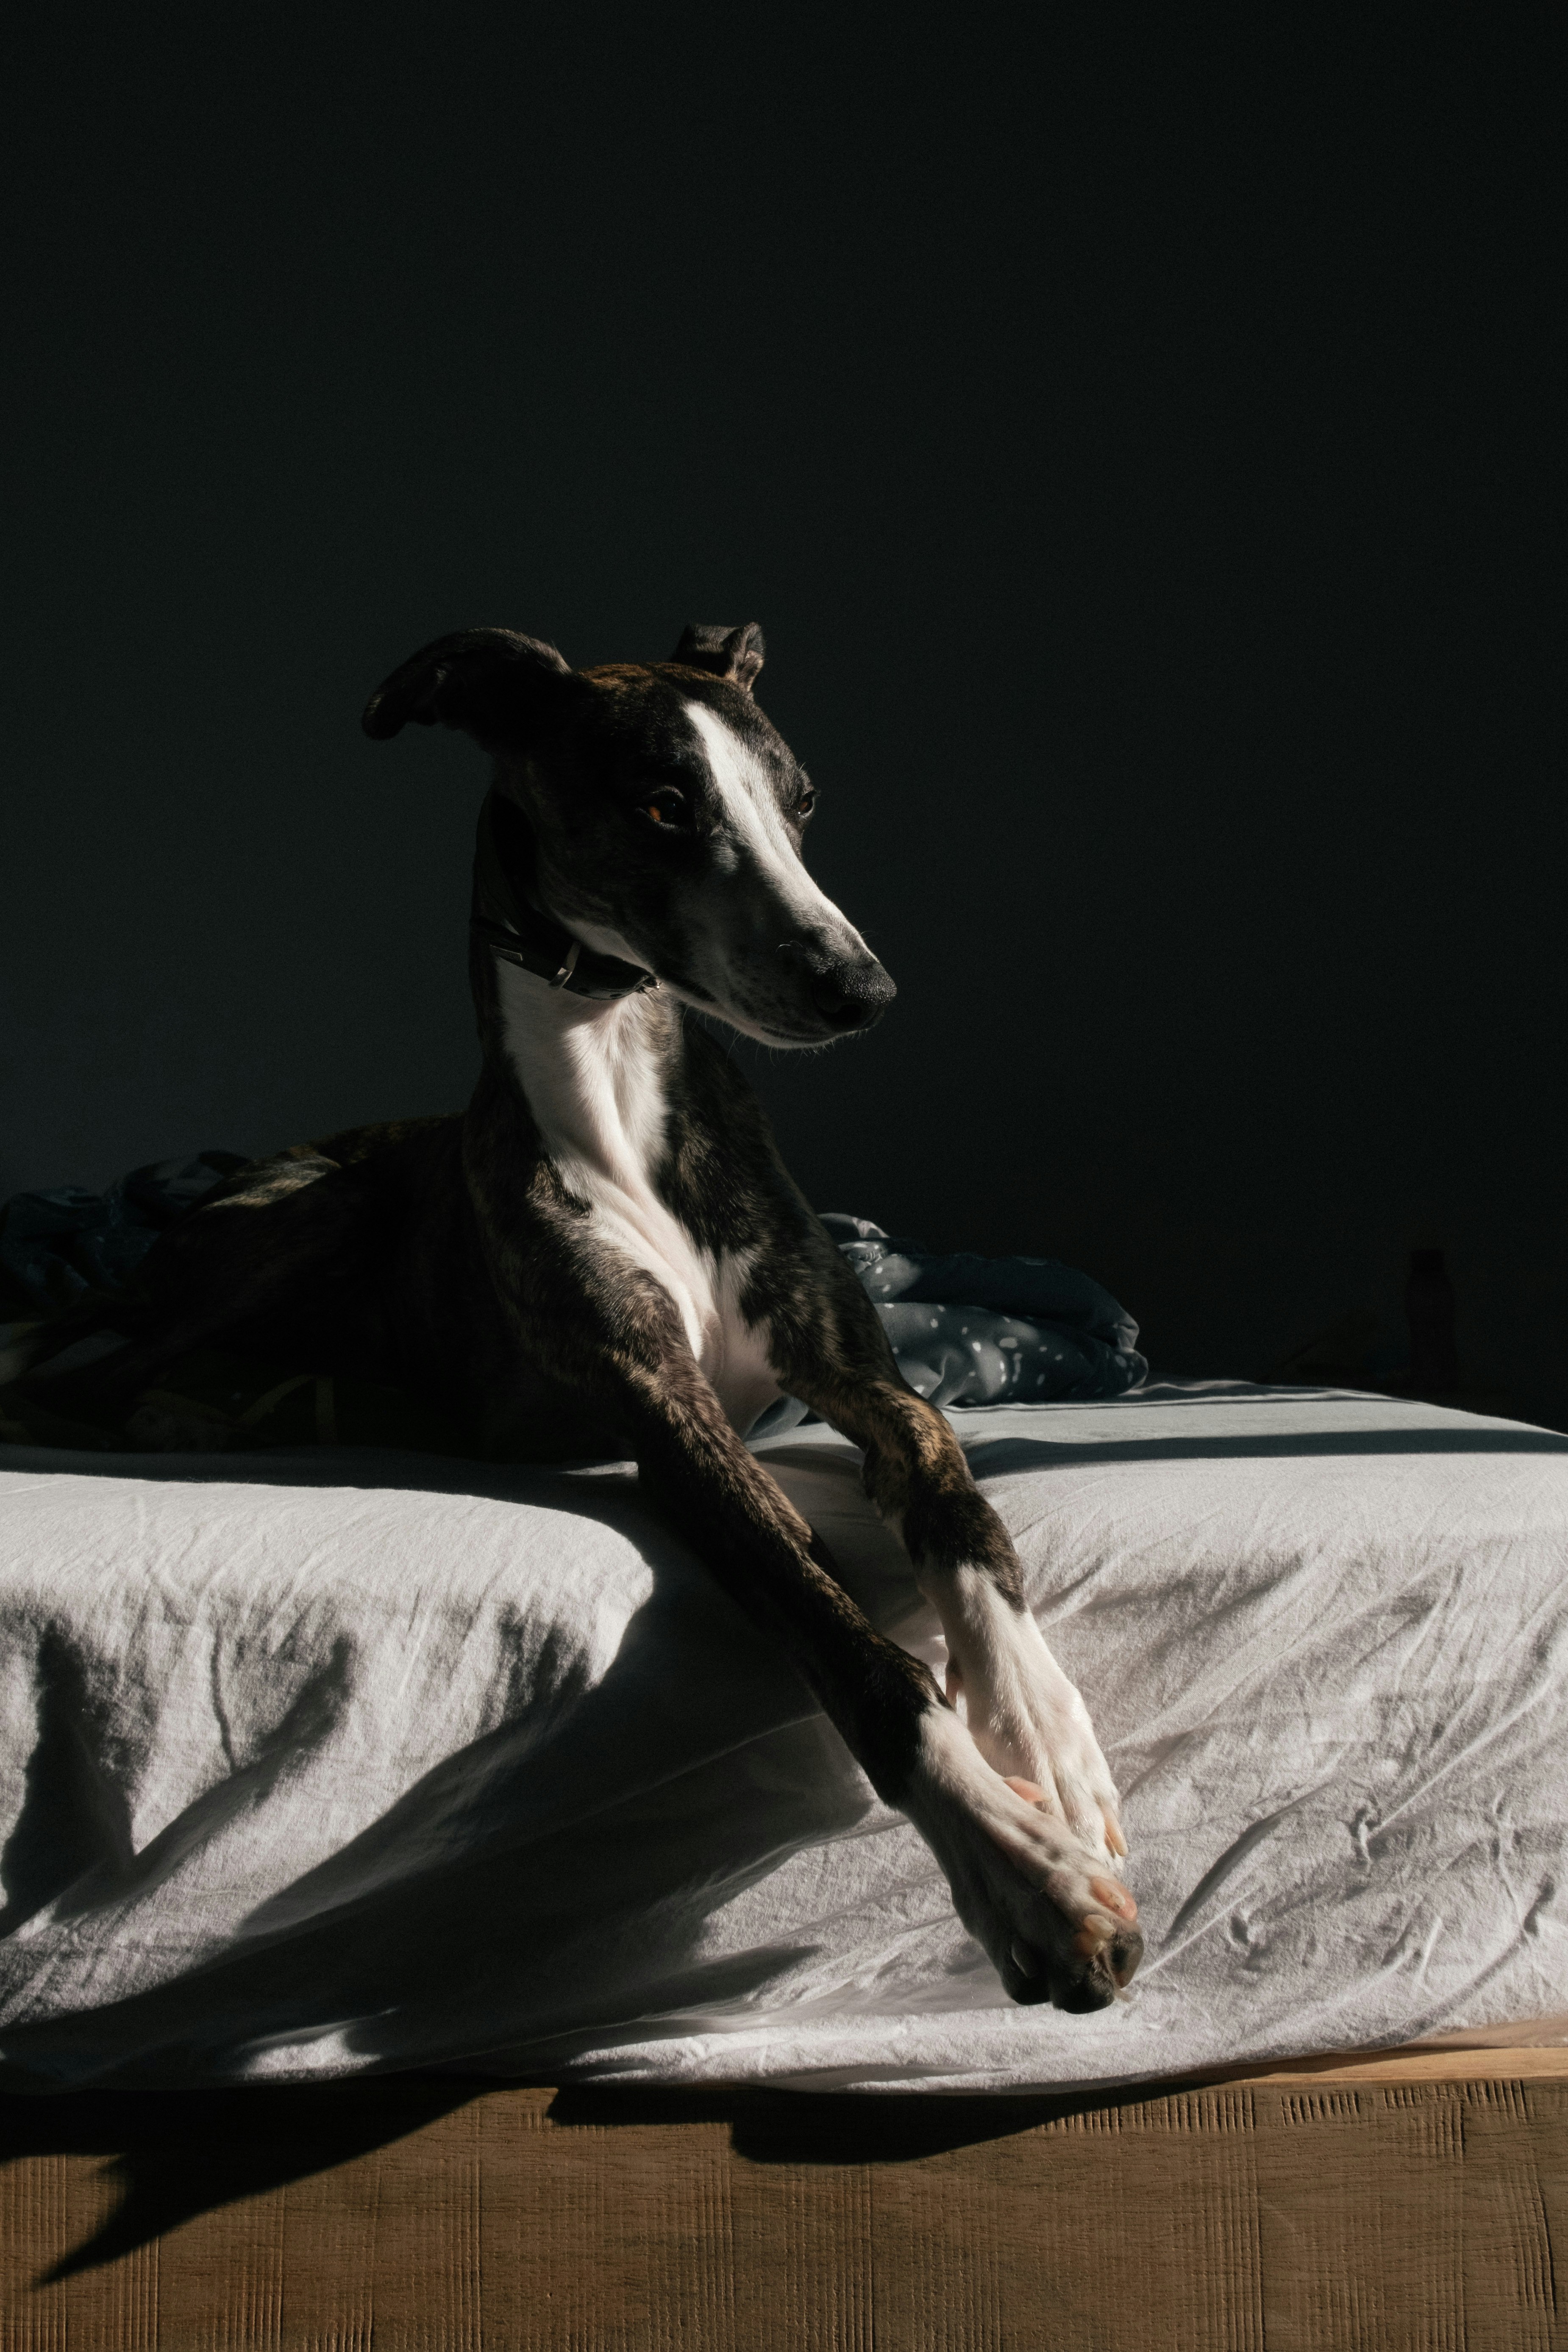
[[0, 1382, 1564, 2094]]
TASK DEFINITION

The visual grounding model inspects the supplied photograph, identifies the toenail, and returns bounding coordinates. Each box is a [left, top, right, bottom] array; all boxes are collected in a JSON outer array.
[[1090, 1875, 1137, 1919], [1005, 1777, 1047, 1805], [1072, 1912, 1116, 1957], [1010, 1939, 1040, 1977]]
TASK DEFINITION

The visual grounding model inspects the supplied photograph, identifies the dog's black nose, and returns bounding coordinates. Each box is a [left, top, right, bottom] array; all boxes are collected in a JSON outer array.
[[809, 958, 898, 1032]]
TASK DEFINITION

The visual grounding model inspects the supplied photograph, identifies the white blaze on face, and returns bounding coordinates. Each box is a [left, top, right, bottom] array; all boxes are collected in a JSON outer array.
[[683, 701, 865, 949]]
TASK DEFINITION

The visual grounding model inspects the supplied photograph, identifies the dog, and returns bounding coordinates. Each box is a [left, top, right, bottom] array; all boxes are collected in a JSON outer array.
[[20, 621, 1141, 2011]]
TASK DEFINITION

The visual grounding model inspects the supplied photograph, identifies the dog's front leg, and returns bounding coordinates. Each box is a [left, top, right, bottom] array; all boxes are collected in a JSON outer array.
[[636, 1354, 1137, 2009], [838, 1379, 1129, 1859], [527, 1275, 1127, 2010], [610, 1337, 945, 1828], [765, 1279, 1141, 2008]]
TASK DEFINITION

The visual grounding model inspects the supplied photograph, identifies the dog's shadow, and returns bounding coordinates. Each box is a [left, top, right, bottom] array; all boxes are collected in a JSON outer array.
[[0, 2073, 484, 2280], [1, 2060, 1182, 2288]]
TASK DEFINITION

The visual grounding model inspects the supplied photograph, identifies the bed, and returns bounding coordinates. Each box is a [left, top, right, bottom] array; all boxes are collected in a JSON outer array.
[[2, 1379, 1565, 2339]]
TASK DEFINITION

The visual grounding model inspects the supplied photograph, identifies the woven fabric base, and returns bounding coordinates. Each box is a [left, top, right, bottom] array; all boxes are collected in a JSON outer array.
[[2, 2051, 1565, 2349]]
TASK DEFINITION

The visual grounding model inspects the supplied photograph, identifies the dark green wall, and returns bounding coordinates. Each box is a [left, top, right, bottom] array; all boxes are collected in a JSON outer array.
[[3, 11, 1560, 1423]]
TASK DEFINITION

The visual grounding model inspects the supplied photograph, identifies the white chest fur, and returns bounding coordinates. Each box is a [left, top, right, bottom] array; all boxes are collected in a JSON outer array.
[[494, 962, 782, 1435]]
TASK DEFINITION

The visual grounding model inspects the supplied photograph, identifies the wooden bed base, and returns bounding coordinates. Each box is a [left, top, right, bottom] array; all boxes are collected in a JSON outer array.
[[3, 2048, 1565, 2349]]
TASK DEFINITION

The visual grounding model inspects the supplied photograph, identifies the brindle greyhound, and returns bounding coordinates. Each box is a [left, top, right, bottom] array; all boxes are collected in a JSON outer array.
[[24, 622, 1141, 2011]]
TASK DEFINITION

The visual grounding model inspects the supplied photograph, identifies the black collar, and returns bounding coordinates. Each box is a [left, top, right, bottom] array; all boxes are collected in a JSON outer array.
[[470, 791, 657, 1001]]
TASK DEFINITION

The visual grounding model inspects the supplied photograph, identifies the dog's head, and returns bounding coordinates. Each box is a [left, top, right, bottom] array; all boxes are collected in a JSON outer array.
[[364, 623, 895, 1047]]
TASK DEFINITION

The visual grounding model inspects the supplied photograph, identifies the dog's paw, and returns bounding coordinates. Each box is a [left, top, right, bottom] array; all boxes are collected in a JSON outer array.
[[938, 1577, 1126, 1867], [903, 1704, 1143, 2011]]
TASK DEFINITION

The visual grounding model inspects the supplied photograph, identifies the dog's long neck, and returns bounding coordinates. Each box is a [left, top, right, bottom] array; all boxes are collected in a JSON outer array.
[[481, 948, 783, 1434], [487, 959, 681, 1194]]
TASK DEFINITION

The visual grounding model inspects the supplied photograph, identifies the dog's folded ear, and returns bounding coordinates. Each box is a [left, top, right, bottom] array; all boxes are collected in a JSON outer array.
[[362, 629, 572, 744], [667, 622, 765, 694]]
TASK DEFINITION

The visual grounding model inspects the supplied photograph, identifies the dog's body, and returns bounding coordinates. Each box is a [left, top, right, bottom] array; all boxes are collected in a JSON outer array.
[[25, 622, 1140, 2011]]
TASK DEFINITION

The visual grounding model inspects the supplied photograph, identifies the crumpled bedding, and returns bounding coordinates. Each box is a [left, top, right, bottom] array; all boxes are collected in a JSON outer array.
[[0, 1382, 1564, 2095], [0, 1153, 250, 1315], [779, 1215, 1145, 1418]]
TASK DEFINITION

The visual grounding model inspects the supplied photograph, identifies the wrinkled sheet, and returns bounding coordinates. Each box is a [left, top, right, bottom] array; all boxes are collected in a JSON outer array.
[[0, 1382, 1564, 2094]]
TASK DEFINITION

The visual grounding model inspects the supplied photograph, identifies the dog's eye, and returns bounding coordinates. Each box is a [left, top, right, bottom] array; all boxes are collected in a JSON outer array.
[[637, 787, 688, 829], [795, 786, 816, 820]]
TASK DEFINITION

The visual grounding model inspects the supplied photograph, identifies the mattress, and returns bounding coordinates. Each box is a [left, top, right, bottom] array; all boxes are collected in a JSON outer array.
[[0, 1381, 1564, 2094]]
